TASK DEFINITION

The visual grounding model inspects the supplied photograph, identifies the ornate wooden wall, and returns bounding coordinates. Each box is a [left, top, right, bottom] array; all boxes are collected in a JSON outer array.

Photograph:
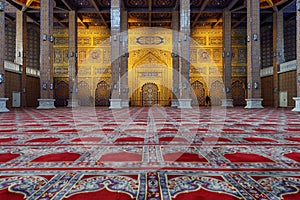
[[53, 26, 248, 106], [53, 26, 110, 105]]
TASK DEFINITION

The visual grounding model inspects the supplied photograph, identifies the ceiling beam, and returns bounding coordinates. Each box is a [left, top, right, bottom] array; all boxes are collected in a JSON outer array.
[[148, 0, 152, 26], [87, 0, 108, 28], [232, 15, 246, 28], [26, 15, 40, 25], [231, 5, 245, 12], [58, 17, 242, 24], [64, 7, 224, 13], [77, 16, 89, 28], [4, 3, 18, 13], [227, 0, 239, 10], [128, 19, 172, 23], [21, 0, 34, 12], [5, 13, 14, 22], [121, 0, 125, 8], [191, 0, 210, 28], [265, 0, 279, 11], [6, 0, 23, 10], [278, 0, 296, 11], [261, 13, 273, 25], [173, 0, 179, 10], [53, 16, 68, 28], [211, 14, 222, 28], [61, 0, 73, 11]]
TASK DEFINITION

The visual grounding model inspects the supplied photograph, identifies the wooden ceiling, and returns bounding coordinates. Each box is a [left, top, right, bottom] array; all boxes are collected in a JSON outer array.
[[4, 0, 296, 29]]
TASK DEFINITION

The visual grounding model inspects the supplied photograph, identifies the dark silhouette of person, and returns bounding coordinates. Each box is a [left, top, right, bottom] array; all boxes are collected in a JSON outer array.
[[205, 95, 211, 106]]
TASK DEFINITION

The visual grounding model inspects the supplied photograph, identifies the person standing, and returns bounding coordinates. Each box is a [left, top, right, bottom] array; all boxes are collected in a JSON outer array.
[[205, 95, 211, 106]]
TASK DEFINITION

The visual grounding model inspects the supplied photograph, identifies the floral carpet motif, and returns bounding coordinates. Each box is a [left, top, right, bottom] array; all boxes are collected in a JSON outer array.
[[0, 107, 299, 199]]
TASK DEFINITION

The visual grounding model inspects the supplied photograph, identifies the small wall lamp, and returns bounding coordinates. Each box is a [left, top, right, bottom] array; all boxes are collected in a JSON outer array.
[[43, 34, 47, 41], [0, 73, 4, 83], [42, 83, 47, 90], [49, 35, 54, 43], [70, 52, 75, 57], [0, 1, 4, 12], [253, 33, 258, 41]]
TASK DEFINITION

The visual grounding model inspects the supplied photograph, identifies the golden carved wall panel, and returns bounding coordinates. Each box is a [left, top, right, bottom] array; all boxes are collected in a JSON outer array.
[[54, 49, 63, 63], [54, 66, 68, 75], [208, 37, 222, 46], [54, 37, 68, 46], [52, 26, 247, 100], [193, 37, 207, 46], [54, 26, 110, 98], [198, 49, 212, 63], [238, 48, 247, 63], [232, 37, 246, 46], [93, 37, 110, 46], [78, 37, 92, 46], [212, 48, 222, 62]]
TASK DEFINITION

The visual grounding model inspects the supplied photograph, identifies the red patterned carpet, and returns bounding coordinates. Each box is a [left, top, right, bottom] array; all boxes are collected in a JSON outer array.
[[0, 106, 299, 200]]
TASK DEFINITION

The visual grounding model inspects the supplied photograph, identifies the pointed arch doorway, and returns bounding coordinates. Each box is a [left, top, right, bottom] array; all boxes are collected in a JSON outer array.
[[191, 81, 205, 106], [95, 81, 110, 106], [142, 83, 158, 106]]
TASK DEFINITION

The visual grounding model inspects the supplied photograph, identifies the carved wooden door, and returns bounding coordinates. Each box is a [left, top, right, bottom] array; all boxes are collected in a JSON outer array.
[[191, 81, 205, 106], [232, 80, 246, 106], [95, 81, 110, 106], [210, 80, 223, 106], [78, 81, 90, 106], [142, 83, 158, 106], [55, 81, 69, 106]]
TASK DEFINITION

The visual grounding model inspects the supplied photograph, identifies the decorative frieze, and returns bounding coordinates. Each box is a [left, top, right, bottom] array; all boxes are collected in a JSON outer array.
[[4, 61, 21, 73], [54, 67, 68, 75], [95, 68, 111, 75], [209, 37, 222, 46], [279, 60, 297, 73], [26, 68, 40, 77], [232, 67, 246, 76], [78, 37, 92, 46], [260, 66, 273, 77], [136, 36, 164, 45], [54, 37, 68, 46], [139, 72, 160, 77]]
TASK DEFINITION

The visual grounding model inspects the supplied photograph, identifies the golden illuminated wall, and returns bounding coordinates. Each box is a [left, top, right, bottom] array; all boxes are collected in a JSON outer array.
[[53, 26, 110, 98], [128, 28, 173, 106], [190, 28, 247, 90], [53, 26, 247, 106]]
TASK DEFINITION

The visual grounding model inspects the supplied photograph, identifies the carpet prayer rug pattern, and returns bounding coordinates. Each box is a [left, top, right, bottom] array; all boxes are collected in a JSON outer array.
[[0, 107, 299, 199]]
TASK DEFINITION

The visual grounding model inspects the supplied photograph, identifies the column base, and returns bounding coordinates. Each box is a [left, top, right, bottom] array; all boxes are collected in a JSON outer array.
[[171, 99, 179, 108], [37, 99, 56, 109], [244, 98, 263, 109], [121, 100, 129, 108], [109, 99, 122, 109], [221, 99, 233, 107], [67, 99, 80, 108], [177, 99, 192, 109], [292, 97, 300, 112], [0, 98, 9, 112]]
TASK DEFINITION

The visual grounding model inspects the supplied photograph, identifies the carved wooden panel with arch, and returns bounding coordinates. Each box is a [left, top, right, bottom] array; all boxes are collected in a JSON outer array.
[[55, 81, 69, 106], [191, 81, 205, 106], [78, 81, 90, 106], [232, 80, 246, 106], [95, 81, 110, 106], [142, 83, 158, 106]]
